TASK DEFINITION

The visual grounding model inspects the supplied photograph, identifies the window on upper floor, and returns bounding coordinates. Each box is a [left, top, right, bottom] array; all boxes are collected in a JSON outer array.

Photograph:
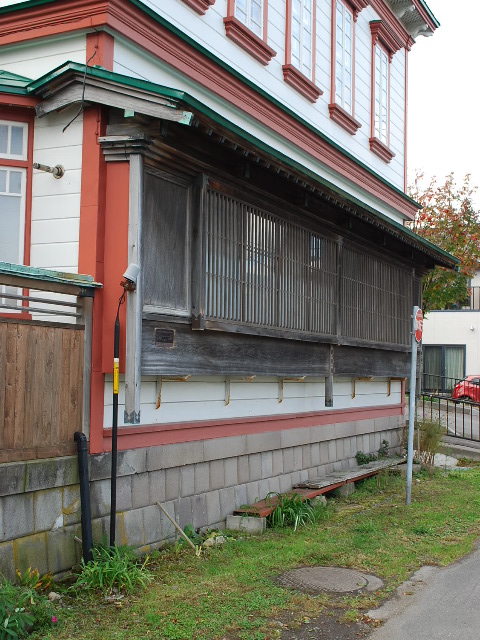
[[328, 0, 364, 134], [282, 0, 321, 102], [291, 0, 313, 78], [224, 0, 276, 65], [335, 1, 353, 112], [369, 21, 401, 163], [235, 0, 263, 38], [0, 119, 29, 310], [374, 43, 389, 144]]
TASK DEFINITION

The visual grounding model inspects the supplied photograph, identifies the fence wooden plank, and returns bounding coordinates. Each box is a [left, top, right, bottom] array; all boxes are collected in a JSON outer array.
[[4, 324, 18, 450], [60, 329, 72, 447], [33, 326, 46, 449], [23, 324, 37, 449], [13, 323, 27, 450], [50, 327, 63, 449], [0, 323, 7, 449]]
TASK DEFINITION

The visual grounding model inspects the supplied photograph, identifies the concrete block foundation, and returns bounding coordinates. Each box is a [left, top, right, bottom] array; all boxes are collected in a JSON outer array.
[[0, 413, 403, 577]]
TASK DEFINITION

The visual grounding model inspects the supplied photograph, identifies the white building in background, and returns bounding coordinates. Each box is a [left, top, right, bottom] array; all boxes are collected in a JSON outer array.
[[423, 270, 480, 391]]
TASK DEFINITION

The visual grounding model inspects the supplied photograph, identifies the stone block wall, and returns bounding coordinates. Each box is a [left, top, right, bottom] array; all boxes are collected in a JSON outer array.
[[0, 414, 403, 578]]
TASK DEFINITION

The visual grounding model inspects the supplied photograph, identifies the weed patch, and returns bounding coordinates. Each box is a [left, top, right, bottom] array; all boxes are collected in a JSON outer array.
[[32, 468, 480, 640]]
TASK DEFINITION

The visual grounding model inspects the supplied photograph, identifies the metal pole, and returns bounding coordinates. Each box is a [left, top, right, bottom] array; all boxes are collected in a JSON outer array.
[[406, 305, 419, 505], [74, 431, 93, 563], [110, 312, 120, 547]]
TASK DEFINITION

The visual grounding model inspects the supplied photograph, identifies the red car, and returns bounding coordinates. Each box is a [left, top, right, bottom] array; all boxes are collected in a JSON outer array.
[[452, 376, 480, 403]]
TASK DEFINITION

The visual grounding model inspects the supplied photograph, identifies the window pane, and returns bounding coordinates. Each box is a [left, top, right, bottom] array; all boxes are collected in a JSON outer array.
[[10, 126, 24, 156], [0, 169, 6, 192], [9, 171, 22, 194], [445, 347, 465, 391], [0, 195, 21, 263], [0, 125, 7, 154]]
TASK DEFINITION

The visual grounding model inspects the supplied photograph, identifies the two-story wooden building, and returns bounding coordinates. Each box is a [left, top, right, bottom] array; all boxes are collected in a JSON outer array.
[[0, 0, 454, 576]]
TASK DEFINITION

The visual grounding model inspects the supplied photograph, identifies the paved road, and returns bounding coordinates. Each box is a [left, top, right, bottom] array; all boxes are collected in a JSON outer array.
[[366, 543, 480, 639]]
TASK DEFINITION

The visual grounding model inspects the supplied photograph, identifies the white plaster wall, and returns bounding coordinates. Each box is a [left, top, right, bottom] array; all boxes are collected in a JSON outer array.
[[139, 0, 406, 192], [103, 375, 402, 427], [423, 311, 480, 375]]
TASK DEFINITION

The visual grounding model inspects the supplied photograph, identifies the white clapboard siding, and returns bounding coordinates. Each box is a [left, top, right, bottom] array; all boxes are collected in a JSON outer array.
[[134, 1, 406, 194], [0, 33, 86, 78], [31, 106, 83, 273], [113, 37, 405, 223], [103, 375, 402, 427]]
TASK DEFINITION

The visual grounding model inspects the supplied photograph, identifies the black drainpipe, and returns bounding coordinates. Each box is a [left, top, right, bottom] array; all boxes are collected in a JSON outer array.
[[74, 431, 93, 563]]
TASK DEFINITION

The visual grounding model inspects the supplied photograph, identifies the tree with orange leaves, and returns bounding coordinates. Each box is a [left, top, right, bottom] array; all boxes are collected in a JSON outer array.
[[408, 173, 480, 313]]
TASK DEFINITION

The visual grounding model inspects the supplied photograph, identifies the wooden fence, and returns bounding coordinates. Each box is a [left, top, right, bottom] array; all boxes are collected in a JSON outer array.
[[0, 319, 84, 463]]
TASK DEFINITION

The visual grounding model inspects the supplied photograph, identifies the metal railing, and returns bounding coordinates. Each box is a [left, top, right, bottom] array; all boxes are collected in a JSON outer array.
[[417, 394, 479, 442]]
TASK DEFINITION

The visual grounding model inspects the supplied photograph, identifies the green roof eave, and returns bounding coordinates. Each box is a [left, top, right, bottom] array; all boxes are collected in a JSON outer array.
[[417, 0, 440, 28], [0, 262, 102, 289], [26, 62, 456, 268], [0, 69, 32, 95], [26, 60, 186, 102]]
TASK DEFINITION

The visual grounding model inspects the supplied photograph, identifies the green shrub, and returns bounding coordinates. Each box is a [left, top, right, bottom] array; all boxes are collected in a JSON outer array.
[[415, 418, 444, 466], [72, 544, 153, 595], [355, 451, 377, 465], [0, 572, 55, 640], [377, 439, 390, 458], [266, 493, 323, 531]]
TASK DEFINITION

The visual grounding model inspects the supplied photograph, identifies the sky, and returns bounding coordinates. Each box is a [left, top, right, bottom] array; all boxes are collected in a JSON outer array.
[[407, 0, 480, 203]]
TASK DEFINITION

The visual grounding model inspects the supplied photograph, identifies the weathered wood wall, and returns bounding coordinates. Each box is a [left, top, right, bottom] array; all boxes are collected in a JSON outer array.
[[0, 319, 84, 463]]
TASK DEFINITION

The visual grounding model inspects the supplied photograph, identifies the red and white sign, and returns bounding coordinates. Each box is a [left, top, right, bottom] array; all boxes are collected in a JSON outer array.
[[414, 308, 423, 343]]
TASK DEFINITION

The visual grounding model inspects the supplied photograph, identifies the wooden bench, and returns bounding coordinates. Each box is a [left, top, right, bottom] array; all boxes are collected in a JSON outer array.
[[233, 457, 404, 518]]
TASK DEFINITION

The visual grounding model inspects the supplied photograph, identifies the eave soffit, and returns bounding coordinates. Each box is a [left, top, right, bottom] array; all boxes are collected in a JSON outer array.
[[382, 0, 439, 39]]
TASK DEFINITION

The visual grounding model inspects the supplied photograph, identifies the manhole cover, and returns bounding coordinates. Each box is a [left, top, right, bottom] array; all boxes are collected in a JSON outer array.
[[277, 566, 384, 594]]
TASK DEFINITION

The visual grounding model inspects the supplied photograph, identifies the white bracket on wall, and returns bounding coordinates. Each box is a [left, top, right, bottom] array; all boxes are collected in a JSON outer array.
[[155, 376, 191, 410], [225, 376, 256, 406], [278, 376, 306, 403], [351, 377, 373, 400]]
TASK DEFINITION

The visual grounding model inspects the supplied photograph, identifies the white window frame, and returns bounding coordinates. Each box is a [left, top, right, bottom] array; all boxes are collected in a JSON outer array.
[[335, 0, 354, 113], [0, 166, 27, 310], [291, 0, 313, 79], [235, 0, 264, 38], [0, 120, 28, 161], [374, 43, 389, 144]]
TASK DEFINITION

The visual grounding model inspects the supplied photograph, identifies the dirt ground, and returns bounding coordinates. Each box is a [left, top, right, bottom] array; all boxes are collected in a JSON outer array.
[[278, 613, 371, 639]]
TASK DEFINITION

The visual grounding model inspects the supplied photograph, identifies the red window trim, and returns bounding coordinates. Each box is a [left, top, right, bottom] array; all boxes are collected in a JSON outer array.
[[0, 108, 33, 268], [369, 135, 395, 163], [0, 107, 34, 318], [369, 21, 400, 163], [283, 0, 321, 103], [328, 103, 361, 135], [224, 0, 276, 65], [329, 0, 364, 135], [182, 0, 215, 15]]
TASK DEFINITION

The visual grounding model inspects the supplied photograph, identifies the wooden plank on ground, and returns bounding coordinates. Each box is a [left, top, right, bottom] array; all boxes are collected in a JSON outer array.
[[233, 458, 405, 518], [294, 458, 405, 489]]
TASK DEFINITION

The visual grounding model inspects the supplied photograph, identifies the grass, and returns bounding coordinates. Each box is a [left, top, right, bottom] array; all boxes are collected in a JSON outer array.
[[31, 468, 480, 640]]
